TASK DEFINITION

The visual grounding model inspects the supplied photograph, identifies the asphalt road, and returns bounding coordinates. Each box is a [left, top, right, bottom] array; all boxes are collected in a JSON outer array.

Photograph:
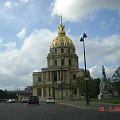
[[0, 102, 119, 120]]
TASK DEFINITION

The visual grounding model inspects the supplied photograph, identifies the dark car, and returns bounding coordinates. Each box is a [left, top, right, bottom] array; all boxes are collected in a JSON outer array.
[[28, 96, 39, 105]]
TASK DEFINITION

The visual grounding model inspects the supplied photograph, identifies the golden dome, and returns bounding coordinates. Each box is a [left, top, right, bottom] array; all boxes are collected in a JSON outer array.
[[51, 35, 73, 48], [50, 16, 74, 48]]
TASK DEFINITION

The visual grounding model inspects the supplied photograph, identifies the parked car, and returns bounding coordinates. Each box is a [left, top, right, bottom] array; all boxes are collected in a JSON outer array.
[[21, 97, 29, 103], [46, 97, 55, 103], [6, 98, 16, 103], [28, 96, 39, 105]]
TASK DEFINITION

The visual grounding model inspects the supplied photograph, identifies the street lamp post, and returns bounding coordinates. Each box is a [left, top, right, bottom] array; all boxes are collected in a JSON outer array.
[[80, 33, 89, 105]]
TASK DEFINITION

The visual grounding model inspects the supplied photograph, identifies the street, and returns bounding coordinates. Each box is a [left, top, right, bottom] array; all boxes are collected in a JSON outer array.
[[0, 102, 119, 120]]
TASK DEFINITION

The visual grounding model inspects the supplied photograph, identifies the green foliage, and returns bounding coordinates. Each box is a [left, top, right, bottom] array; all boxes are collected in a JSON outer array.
[[112, 67, 120, 81], [76, 77, 85, 96], [76, 77, 100, 98], [112, 66, 120, 98], [0, 90, 6, 99], [93, 99, 120, 104], [0, 89, 17, 99], [88, 78, 100, 98]]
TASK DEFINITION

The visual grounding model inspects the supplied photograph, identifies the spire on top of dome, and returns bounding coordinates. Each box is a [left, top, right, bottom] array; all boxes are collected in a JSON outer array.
[[50, 16, 74, 48], [58, 16, 66, 35], [60, 16, 63, 25]]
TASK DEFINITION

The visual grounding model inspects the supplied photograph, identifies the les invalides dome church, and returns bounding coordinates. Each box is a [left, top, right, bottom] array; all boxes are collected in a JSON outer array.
[[33, 17, 88, 100]]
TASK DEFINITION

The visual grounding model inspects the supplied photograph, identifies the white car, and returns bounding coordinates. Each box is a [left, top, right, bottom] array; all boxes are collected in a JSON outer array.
[[6, 98, 16, 103], [21, 97, 29, 103], [46, 97, 55, 103]]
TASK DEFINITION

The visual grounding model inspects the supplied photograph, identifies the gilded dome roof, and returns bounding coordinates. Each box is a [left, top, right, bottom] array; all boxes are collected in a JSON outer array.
[[50, 16, 74, 48], [50, 35, 73, 48]]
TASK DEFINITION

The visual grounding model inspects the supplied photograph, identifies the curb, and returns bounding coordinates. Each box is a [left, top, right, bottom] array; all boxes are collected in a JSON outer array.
[[58, 102, 120, 113], [58, 102, 98, 110]]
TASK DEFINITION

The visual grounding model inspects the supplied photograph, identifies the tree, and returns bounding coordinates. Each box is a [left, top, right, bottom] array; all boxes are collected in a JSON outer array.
[[76, 77, 100, 98], [112, 67, 120, 81], [76, 77, 85, 96], [0, 89, 17, 100], [88, 78, 100, 98], [112, 66, 120, 98], [0, 89, 6, 99]]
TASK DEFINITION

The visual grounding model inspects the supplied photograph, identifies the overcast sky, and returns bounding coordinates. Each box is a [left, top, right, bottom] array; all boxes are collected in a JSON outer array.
[[0, 0, 120, 90]]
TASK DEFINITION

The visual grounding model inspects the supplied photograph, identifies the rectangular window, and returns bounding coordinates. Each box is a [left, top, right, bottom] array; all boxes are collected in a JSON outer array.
[[55, 60, 57, 65], [37, 88, 41, 96], [58, 71, 60, 81], [53, 71, 57, 82], [61, 59, 64, 66], [61, 48, 64, 53], [69, 59, 71, 66], [68, 48, 70, 53], [73, 74, 76, 80], [49, 87, 51, 96], [43, 87, 46, 98], [55, 49, 57, 54], [38, 77, 41, 82], [73, 88, 77, 95], [49, 72, 50, 82]]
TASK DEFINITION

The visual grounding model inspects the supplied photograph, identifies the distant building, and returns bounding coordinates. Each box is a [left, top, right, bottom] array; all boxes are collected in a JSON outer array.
[[33, 17, 87, 100], [24, 86, 32, 92]]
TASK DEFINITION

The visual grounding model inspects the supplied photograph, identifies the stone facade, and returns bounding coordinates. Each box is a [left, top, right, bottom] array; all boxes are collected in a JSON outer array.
[[33, 17, 85, 100]]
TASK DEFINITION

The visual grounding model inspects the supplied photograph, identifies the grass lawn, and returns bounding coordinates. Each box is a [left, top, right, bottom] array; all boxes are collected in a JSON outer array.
[[92, 99, 120, 104]]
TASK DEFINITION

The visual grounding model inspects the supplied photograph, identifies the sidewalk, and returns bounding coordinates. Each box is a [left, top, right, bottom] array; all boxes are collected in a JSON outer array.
[[56, 100, 120, 111]]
